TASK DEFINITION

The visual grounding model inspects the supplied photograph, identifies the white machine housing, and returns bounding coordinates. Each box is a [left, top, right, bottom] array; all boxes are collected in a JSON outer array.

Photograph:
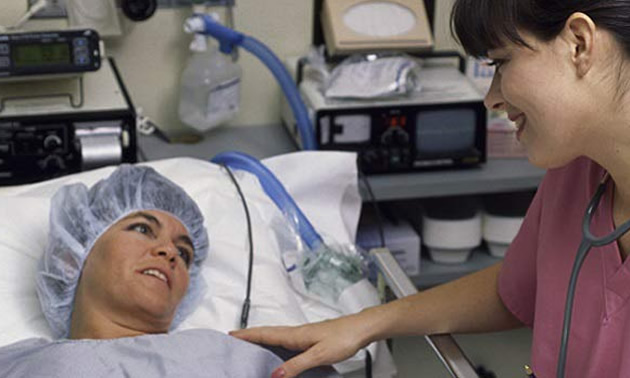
[[0, 58, 136, 185], [281, 56, 487, 174]]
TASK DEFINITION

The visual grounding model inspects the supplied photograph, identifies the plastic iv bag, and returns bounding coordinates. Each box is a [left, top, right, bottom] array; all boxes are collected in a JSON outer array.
[[270, 205, 371, 309], [301, 243, 367, 303], [178, 35, 242, 132]]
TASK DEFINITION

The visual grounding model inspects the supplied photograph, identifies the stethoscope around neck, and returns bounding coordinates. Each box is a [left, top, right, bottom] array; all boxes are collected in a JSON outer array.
[[557, 173, 630, 377]]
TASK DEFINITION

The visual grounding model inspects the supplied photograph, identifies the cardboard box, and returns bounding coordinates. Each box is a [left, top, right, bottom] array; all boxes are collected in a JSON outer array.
[[357, 219, 421, 277]]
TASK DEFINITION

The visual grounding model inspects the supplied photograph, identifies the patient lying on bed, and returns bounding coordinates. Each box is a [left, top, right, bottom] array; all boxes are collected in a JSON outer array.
[[0, 165, 282, 377]]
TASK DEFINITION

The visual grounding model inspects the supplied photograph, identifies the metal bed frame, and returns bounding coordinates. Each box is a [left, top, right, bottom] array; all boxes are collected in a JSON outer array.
[[371, 248, 480, 378]]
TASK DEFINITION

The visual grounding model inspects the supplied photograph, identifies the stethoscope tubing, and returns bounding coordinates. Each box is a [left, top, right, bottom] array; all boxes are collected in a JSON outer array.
[[557, 174, 630, 377]]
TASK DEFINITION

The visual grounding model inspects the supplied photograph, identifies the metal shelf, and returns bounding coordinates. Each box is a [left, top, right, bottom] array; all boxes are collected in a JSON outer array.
[[412, 249, 502, 289], [139, 124, 545, 201], [365, 159, 544, 201], [137, 124, 297, 162]]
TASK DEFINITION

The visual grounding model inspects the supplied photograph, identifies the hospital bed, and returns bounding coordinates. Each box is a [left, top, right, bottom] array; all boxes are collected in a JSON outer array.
[[0, 152, 479, 377]]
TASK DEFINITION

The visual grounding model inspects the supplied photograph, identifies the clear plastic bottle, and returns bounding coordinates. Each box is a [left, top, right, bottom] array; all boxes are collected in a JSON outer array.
[[178, 35, 242, 132]]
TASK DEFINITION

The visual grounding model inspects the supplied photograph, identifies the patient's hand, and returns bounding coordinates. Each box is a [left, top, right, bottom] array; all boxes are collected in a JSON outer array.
[[230, 314, 369, 378]]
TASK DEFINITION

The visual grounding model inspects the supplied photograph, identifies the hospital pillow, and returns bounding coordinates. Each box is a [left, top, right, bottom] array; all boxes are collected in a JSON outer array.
[[0, 152, 396, 377]]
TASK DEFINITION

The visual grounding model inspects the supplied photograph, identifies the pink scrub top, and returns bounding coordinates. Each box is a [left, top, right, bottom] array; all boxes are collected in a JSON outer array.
[[499, 157, 630, 377]]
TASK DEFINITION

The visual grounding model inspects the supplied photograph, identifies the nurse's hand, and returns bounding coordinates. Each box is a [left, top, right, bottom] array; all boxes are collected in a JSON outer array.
[[230, 314, 369, 378]]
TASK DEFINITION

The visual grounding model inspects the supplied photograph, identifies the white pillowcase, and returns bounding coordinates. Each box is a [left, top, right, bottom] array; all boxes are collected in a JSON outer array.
[[0, 151, 363, 345]]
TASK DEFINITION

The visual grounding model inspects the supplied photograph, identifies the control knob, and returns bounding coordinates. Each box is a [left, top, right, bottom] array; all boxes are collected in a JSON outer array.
[[43, 135, 62, 151], [40, 155, 65, 173]]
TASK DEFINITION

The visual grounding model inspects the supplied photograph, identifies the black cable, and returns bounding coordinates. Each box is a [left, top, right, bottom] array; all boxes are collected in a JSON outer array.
[[365, 349, 373, 378], [222, 162, 374, 375], [222, 164, 254, 329], [358, 170, 386, 248]]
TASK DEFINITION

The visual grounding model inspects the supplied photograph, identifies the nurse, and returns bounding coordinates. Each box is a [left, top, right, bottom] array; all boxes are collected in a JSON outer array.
[[231, 1, 630, 377]]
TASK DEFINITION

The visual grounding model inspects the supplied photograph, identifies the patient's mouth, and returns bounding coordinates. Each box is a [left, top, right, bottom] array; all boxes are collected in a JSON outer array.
[[141, 269, 169, 286]]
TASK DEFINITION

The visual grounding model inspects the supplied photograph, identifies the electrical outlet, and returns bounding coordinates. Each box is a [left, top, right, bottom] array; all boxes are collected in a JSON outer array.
[[28, 0, 68, 19]]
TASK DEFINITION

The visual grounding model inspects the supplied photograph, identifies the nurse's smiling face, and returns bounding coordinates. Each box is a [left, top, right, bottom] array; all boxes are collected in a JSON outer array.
[[72, 210, 195, 336], [480, 13, 627, 171], [483, 30, 593, 169]]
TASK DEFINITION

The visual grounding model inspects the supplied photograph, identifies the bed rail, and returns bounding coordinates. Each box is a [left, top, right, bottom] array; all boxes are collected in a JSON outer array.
[[370, 248, 480, 378]]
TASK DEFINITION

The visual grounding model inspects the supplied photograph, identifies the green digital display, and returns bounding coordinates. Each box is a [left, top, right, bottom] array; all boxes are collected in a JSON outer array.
[[12, 43, 71, 67]]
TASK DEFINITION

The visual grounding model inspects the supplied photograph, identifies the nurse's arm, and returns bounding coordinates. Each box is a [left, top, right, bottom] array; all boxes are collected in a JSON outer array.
[[232, 261, 521, 378], [369, 261, 522, 339]]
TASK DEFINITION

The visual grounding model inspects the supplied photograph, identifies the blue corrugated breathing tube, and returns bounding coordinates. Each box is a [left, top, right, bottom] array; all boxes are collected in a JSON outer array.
[[185, 13, 316, 150]]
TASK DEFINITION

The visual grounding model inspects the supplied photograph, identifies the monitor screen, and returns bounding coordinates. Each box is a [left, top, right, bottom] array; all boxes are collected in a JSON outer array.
[[415, 109, 476, 156], [12, 43, 71, 67]]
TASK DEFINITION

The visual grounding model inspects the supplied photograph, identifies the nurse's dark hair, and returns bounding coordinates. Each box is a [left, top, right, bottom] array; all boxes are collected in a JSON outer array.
[[450, 0, 630, 58]]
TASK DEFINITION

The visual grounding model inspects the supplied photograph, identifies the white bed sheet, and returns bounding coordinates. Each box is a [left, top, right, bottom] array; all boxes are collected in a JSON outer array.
[[0, 151, 395, 377]]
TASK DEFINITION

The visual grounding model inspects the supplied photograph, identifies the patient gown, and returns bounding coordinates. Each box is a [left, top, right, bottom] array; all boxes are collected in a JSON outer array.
[[0, 328, 282, 377]]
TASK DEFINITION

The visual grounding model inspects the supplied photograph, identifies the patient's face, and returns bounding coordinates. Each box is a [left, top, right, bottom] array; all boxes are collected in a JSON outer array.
[[76, 210, 195, 333]]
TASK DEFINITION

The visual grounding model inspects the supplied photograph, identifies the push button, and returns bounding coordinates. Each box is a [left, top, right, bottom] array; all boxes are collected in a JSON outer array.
[[75, 55, 89, 65], [0, 144, 9, 154], [73, 38, 87, 47], [0, 44, 9, 55]]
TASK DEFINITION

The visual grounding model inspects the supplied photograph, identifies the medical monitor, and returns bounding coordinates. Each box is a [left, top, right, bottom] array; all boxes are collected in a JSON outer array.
[[415, 109, 477, 156]]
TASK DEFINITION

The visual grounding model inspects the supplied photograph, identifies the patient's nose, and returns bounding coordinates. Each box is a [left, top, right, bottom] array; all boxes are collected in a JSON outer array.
[[153, 245, 177, 266]]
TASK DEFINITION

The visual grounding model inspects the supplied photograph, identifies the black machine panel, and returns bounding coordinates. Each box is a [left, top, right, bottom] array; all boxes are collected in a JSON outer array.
[[0, 56, 136, 186], [316, 102, 486, 174], [0, 110, 136, 186], [0, 29, 101, 78]]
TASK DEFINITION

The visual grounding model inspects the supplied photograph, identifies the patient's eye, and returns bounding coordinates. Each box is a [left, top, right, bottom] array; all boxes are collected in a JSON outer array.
[[128, 223, 153, 236], [177, 247, 192, 268]]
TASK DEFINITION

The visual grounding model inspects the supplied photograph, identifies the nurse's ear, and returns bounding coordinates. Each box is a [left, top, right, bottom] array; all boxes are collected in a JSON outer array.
[[560, 12, 597, 78]]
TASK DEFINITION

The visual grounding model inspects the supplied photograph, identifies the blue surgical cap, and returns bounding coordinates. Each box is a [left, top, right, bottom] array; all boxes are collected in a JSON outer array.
[[36, 165, 210, 339]]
